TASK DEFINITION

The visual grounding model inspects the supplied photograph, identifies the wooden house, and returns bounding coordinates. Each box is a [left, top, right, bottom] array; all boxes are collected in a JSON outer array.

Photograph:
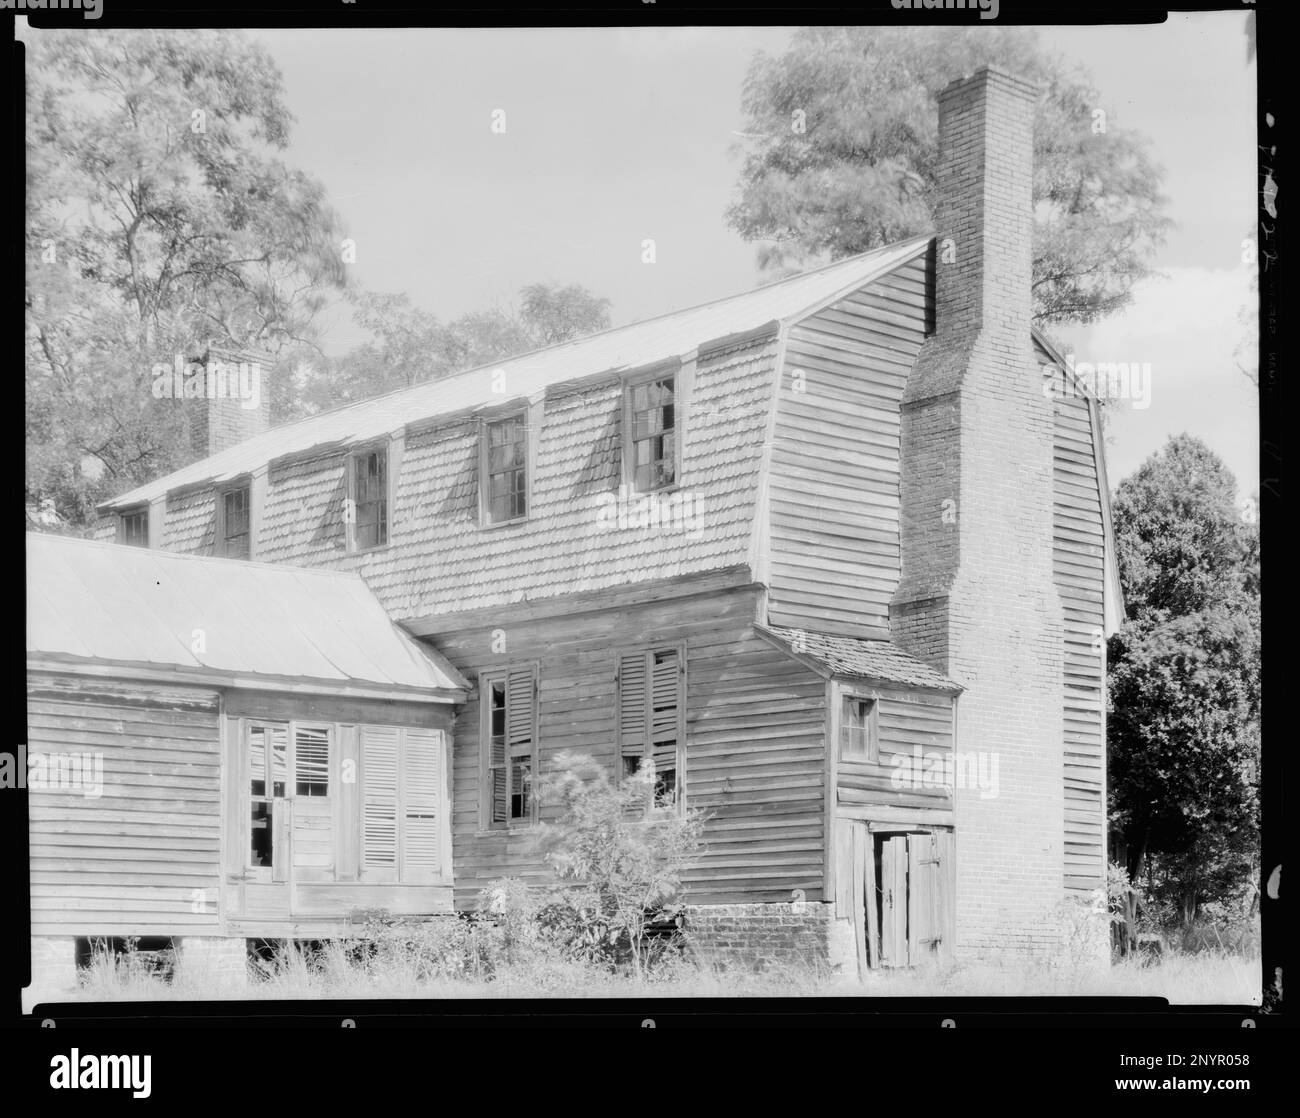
[[29, 66, 1121, 995]]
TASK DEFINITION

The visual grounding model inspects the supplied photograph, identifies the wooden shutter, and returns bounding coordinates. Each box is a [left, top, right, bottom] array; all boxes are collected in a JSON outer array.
[[506, 667, 536, 821], [361, 725, 399, 875], [649, 650, 681, 774], [880, 836, 908, 967], [617, 652, 649, 774], [402, 728, 443, 879]]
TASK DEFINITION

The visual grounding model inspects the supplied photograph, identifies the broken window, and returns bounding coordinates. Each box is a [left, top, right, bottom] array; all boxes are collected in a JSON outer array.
[[481, 666, 537, 827], [617, 646, 684, 810], [627, 377, 676, 492], [482, 414, 528, 524], [248, 723, 287, 869]]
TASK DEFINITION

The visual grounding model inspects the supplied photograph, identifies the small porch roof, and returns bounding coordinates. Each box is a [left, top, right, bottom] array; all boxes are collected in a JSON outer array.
[[757, 624, 962, 693]]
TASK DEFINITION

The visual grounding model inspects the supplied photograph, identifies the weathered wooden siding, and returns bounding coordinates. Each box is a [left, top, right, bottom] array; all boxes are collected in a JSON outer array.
[[430, 582, 828, 908], [163, 486, 217, 554], [766, 250, 932, 638], [27, 673, 222, 937], [1042, 340, 1107, 893], [165, 337, 779, 627], [836, 689, 955, 813]]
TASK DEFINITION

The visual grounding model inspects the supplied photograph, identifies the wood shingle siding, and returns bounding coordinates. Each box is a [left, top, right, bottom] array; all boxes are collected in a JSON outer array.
[[765, 254, 932, 638], [27, 674, 222, 936]]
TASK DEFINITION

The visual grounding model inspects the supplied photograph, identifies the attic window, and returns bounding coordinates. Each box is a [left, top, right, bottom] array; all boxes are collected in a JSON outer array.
[[217, 485, 251, 560], [119, 508, 149, 548], [481, 414, 528, 525], [625, 377, 676, 492], [349, 447, 388, 550]]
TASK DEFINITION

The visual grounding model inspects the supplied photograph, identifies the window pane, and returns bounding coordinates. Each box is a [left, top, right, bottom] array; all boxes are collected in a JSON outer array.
[[270, 727, 288, 797], [510, 758, 531, 820], [250, 802, 272, 867], [122, 511, 149, 547]]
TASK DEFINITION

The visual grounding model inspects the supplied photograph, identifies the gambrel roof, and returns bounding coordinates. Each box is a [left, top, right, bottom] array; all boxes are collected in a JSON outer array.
[[101, 235, 932, 512], [26, 533, 468, 701]]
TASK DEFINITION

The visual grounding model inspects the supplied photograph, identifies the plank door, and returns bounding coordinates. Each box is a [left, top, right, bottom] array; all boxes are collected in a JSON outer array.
[[879, 835, 909, 967]]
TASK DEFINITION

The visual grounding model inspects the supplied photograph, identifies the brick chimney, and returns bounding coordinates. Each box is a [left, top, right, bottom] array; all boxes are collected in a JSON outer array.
[[889, 68, 1067, 959], [187, 343, 272, 458]]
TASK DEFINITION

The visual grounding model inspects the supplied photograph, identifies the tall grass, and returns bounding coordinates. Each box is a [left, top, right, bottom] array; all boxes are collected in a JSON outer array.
[[72, 939, 1262, 1004]]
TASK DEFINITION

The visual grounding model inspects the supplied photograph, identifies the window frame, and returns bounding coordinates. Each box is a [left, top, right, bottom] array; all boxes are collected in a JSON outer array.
[[346, 441, 390, 552], [118, 506, 150, 548], [242, 719, 333, 881], [478, 411, 531, 527], [621, 364, 682, 495], [834, 690, 880, 764], [478, 663, 539, 831], [615, 642, 687, 814], [214, 478, 253, 560]]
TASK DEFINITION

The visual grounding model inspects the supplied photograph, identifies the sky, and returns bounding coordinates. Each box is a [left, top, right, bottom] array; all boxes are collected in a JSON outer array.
[[241, 17, 1258, 500], [34, 19, 1261, 500]]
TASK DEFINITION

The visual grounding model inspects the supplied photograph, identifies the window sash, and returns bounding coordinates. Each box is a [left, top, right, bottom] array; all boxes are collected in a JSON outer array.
[[483, 415, 528, 524], [628, 378, 676, 492], [839, 696, 878, 762], [121, 510, 149, 547], [353, 449, 388, 548], [221, 487, 251, 559]]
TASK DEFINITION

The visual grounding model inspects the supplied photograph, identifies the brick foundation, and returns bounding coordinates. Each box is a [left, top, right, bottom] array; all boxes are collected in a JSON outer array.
[[176, 936, 248, 987], [683, 902, 853, 974], [24, 936, 79, 1014]]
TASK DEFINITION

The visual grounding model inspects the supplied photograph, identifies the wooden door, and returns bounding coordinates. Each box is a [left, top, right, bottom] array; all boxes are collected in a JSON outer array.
[[878, 832, 955, 967], [879, 836, 909, 967]]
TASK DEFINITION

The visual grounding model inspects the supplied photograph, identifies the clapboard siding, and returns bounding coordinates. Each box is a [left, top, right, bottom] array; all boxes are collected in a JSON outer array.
[[837, 691, 955, 811], [27, 673, 222, 936], [431, 582, 828, 907], [766, 252, 932, 638], [1042, 340, 1108, 893]]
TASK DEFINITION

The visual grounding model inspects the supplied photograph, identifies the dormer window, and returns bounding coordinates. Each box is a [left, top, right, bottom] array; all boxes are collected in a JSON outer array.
[[348, 446, 388, 551], [119, 508, 149, 548], [481, 414, 528, 525], [217, 484, 251, 560], [625, 376, 676, 492]]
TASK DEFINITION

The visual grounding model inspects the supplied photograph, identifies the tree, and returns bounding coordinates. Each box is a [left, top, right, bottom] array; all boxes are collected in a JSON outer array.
[[534, 751, 705, 980], [1107, 436, 1260, 937], [25, 29, 347, 524], [289, 282, 611, 419], [727, 26, 1172, 326]]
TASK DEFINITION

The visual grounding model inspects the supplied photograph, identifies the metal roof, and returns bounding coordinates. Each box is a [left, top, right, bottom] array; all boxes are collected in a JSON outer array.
[[26, 533, 467, 699], [759, 625, 962, 692], [101, 236, 932, 511]]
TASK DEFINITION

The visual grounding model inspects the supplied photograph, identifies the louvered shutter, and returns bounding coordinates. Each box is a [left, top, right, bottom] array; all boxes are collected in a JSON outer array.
[[402, 728, 443, 879], [361, 725, 399, 875], [618, 652, 649, 776], [506, 668, 536, 821], [650, 650, 681, 774]]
